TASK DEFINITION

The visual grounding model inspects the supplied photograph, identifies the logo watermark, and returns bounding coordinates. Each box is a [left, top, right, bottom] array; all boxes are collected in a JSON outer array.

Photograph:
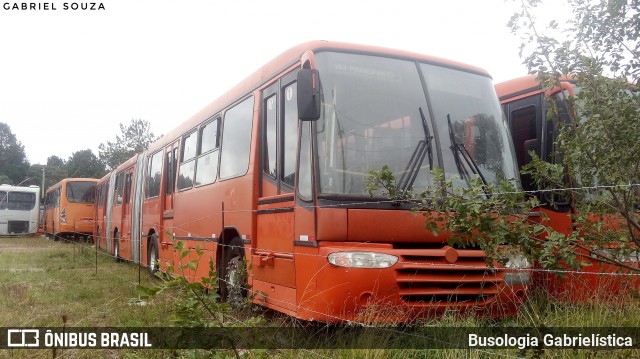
[[7, 329, 39, 347]]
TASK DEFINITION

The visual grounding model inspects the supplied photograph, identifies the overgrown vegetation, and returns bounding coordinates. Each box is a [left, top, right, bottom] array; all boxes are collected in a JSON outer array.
[[364, 0, 640, 278], [508, 0, 640, 270], [135, 237, 262, 358], [0, 236, 175, 358], [366, 166, 590, 273], [2, 236, 640, 358]]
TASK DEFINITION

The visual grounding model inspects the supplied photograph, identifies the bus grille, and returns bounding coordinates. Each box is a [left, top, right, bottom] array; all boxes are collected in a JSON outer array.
[[8, 221, 29, 234], [394, 245, 502, 307]]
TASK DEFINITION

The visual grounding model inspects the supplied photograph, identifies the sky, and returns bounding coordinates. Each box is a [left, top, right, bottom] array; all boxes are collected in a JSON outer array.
[[0, 0, 562, 165]]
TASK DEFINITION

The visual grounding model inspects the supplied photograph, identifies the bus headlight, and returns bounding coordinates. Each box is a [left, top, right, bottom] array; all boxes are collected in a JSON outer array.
[[328, 252, 398, 268], [503, 254, 531, 286]]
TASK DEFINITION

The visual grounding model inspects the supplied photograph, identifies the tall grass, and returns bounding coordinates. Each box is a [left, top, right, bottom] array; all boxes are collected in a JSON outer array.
[[1, 236, 639, 358]]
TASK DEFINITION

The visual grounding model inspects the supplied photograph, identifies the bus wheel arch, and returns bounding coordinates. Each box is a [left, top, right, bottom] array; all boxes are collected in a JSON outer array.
[[217, 227, 241, 271], [219, 228, 247, 306]]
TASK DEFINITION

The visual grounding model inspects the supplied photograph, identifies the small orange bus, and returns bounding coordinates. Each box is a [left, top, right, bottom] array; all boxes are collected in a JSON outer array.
[[99, 41, 529, 322], [44, 178, 98, 241], [496, 75, 638, 301]]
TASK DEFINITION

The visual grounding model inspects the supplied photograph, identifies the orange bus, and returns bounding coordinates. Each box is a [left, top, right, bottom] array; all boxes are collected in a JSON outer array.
[[496, 75, 638, 301], [99, 41, 529, 322], [44, 178, 98, 241]]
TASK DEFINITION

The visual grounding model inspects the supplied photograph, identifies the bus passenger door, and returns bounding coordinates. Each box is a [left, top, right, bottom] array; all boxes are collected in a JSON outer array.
[[121, 168, 134, 260], [505, 94, 543, 193], [254, 74, 298, 298], [160, 141, 179, 269]]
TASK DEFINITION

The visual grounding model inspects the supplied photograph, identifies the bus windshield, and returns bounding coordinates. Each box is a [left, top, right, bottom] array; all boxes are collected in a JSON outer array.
[[0, 191, 37, 210], [314, 51, 518, 196], [66, 181, 97, 204]]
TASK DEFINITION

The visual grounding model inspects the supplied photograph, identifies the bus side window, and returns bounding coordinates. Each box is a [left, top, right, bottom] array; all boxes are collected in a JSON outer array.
[[282, 81, 298, 189], [0, 191, 6, 209], [114, 172, 124, 205], [165, 148, 178, 195], [510, 104, 539, 192], [146, 150, 163, 198], [104, 183, 109, 209], [97, 185, 102, 207], [298, 122, 313, 200], [194, 118, 219, 186], [263, 94, 278, 179], [124, 172, 132, 204], [219, 96, 254, 180], [177, 131, 197, 190]]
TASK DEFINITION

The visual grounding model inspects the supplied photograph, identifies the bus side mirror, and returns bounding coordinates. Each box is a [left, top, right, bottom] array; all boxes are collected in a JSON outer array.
[[297, 69, 321, 121]]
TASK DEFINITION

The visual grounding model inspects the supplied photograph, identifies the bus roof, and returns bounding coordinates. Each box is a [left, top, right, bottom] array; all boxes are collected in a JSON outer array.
[[111, 153, 142, 174], [147, 40, 492, 155], [0, 184, 40, 193], [46, 178, 99, 192], [495, 75, 576, 103]]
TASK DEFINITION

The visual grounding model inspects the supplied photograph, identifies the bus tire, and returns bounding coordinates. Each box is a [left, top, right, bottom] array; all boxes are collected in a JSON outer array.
[[113, 232, 121, 262], [147, 234, 159, 274], [220, 237, 247, 307]]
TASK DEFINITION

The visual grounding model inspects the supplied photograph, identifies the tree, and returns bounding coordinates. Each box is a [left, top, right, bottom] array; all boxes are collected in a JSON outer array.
[[98, 119, 159, 170], [66, 149, 106, 178], [47, 155, 66, 167], [509, 0, 640, 269], [365, 0, 640, 275], [0, 122, 30, 185], [27, 155, 70, 193], [26, 164, 67, 198]]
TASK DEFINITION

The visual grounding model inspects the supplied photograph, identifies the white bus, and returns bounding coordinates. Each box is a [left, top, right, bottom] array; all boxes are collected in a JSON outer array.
[[0, 184, 41, 235]]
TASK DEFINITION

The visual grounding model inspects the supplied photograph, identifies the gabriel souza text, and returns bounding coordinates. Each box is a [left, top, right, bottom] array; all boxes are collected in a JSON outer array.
[[2, 2, 105, 10]]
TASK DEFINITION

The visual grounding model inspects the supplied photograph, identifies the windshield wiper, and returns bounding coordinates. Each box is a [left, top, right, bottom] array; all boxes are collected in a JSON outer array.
[[447, 114, 489, 188], [398, 107, 434, 196]]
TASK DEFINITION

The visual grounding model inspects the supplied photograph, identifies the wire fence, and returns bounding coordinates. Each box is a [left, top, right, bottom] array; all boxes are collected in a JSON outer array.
[[3, 177, 640, 357], [3, 234, 533, 358], [3, 227, 638, 356]]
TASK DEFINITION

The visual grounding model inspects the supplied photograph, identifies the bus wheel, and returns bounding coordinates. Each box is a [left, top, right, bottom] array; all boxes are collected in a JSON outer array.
[[147, 234, 159, 274], [220, 237, 247, 308], [114, 232, 121, 262]]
